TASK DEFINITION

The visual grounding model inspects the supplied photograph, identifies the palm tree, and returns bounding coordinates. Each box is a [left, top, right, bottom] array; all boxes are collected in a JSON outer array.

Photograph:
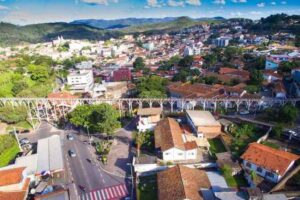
[[133, 131, 146, 157]]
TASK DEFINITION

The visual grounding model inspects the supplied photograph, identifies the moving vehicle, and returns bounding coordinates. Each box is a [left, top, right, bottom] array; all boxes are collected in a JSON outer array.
[[68, 149, 76, 157]]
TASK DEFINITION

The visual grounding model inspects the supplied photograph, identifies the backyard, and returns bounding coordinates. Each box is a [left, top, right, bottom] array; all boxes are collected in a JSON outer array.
[[137, 174, 158, 200], [208, 137, 227, 159], [229, 124, 266, 158], [221, 165, 248, 188], [0, 134, 20, 167]]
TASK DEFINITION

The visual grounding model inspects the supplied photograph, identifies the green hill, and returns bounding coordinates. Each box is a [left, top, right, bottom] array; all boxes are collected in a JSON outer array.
[[121, 17, 222, 34], [0, 22, 121, 46]]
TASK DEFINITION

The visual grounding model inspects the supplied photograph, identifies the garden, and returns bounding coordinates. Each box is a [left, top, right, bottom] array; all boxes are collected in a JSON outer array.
[[229, 124, 266, 158], [208, 137, 227, 159], [0, 134, 20, 167], [137, 174, 158, 200], [220, 165, 248, 188]]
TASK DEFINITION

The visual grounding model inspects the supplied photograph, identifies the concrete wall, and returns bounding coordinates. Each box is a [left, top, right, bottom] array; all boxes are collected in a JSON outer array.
[[162, 147, 197, 161]]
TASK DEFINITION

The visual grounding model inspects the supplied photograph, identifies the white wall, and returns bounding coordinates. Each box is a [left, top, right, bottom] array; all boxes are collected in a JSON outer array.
[[162, 147, 197, 161], [242, 160, 281, 183]]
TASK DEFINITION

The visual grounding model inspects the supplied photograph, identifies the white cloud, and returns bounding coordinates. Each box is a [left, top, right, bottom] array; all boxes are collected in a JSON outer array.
[[257, 2, 265, 7], [232, 0, 247, 3], [250, 11, 262, 15], [213, 0, 226, 5], [79, 0, 119, 5], [168, 0, 185, 7], [270, 1, 276, 5], [0, 4, 8, 10], [230, 11, 242, 17], [186, 0, 201, 6], [281, 1, 287, 4], [146, 0, 162, 7]]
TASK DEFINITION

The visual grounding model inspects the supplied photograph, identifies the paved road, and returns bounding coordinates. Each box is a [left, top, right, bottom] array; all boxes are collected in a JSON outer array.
[[63, 131, 125, 193], [18, 121, 130, 199]]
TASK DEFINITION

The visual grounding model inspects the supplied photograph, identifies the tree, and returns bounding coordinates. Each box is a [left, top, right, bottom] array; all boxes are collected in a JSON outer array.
[[27, 64, 50, 82], [133, 131, 146, 157], [279, 104, 299, 124], [203, 54, 217, 68], [137, 75, 168, 98], [133, 57, 145, 71], [68, 105, 93, 128], [89, 104, 121, 136], [69, 104, 121, 136], [178, 56, 193, 68], [12, 81, 28, 96], [0, 105, 28, 124], [224, 46, 242, 62], [295, 35, 300, 47], [249, 70, 263, 86]]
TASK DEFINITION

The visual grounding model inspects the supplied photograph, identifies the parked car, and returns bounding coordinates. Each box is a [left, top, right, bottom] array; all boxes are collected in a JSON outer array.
[[68, 150, 76, 157], [67, 134, 74, 140], [20, 138, 30, 145], [239, 110, 250, 115]]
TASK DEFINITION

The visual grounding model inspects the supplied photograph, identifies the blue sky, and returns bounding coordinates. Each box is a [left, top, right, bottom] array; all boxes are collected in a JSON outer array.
[[0, 0, 299, 25]]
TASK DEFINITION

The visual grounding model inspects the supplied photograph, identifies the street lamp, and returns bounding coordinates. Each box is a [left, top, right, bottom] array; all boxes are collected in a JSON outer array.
[[84, 124, 91, 145], [127, 163, 134, 200]]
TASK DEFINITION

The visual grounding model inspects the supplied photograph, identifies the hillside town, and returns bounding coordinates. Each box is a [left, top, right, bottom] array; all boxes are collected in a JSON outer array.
[[0, 13, 300, 200]]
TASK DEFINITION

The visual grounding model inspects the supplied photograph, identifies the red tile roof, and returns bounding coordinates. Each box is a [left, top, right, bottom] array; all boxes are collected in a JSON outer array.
[[155, 118, 197, 152], [0, 167, 25, 186], [241, 143, 300, 176], [48, 92, 77, 99], [157, 165, 211, 200]]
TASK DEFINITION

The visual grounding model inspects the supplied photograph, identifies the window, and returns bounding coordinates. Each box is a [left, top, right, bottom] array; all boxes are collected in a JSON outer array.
[[266, 172, 274, 178], [246, 162, 252, 168], [257, 167, 263, 173], [178, 153, 183, 156], [164, 152, 169, 155]]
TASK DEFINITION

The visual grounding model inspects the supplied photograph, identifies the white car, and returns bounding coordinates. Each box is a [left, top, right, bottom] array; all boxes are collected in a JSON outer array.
[[239, 110, 250, 115]]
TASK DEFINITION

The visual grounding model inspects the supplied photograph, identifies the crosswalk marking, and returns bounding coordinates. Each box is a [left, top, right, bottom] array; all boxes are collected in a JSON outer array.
[[96, 191, 102, 200], [80, 184, 128, 200], [101, 189, 106, 200]]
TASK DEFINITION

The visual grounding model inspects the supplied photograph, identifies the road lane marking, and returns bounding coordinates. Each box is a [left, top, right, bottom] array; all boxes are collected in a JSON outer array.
[[101, 189, 106, 200], [96, 191, 102, 200]]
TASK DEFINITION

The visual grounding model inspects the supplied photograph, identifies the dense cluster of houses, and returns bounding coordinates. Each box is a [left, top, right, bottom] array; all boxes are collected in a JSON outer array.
[[134, 107, 300, 200]]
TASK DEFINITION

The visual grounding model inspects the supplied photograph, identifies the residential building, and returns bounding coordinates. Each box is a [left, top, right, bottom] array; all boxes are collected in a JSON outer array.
[[137, 108, 162, 132], [155, 118, 198, 161], [167, 82, 254, 110], [92, 81, 128, 99], [157, 165, 211, 200], [67, 70, 94, 93], [263, 70, 282, 83], [272, 81, 287, 99], [75, 61, 93, 70], [265, 54, 290, 70], [0, 167, 30, 200], [241, 143, 300, 183], [186, 110, 221, 139], [112, 68, 131, 82], [213, 37, 231, 47]]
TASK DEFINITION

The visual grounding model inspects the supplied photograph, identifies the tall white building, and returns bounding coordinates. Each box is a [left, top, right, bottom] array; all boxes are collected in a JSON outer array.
[[213, 37, 231, 47], [67, 70, 94, 93]]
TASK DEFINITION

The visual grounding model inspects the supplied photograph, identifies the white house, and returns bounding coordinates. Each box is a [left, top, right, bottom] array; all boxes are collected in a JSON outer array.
[[241, 143, 300, 183], [67, 69, 94, 93], [137, 108, 162, 132], [154, 118, 198, 161], [75, 61, 93, 70]]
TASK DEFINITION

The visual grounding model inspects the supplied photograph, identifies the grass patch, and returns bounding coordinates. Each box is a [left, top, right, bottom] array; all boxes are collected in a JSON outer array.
[[221, 165, 248, 188], [261, 141, 280, 149], [0, 138, 20, 167], [137, 174, 158, 200], [208, 138, 227, 153]]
